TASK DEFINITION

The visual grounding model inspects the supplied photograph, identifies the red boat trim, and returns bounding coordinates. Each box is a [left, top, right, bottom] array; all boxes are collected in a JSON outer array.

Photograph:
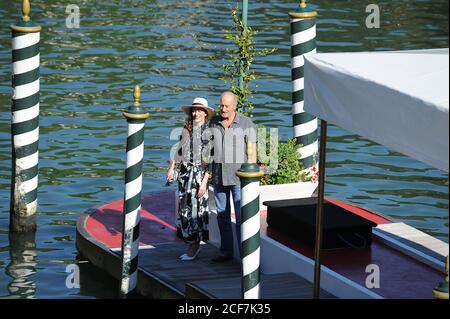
[[85, 191, 179, 249], [325, 196, 392, 225]]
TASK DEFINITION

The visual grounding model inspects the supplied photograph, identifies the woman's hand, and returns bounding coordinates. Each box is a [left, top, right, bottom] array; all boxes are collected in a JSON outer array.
[[197, 182, 207, 198], [167, 167, 174, 182]]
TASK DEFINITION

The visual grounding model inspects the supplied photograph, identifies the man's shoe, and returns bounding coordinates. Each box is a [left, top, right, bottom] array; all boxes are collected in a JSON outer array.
[[211, 255, 233, 263]]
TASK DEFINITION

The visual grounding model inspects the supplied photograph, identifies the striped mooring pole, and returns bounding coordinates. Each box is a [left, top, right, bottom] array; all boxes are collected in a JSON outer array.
[[10, 0, 42, 233], [119, 85, 149, 297], [236, 143, 264, 299], [289, 0, 318, 172]]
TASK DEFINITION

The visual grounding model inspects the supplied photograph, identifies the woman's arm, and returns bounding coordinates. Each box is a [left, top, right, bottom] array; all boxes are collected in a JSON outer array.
[[167, 160, 176, 182], [197, 172, 210, 198]]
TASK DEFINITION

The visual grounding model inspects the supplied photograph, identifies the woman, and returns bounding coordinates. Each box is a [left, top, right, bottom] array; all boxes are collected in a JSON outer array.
[[167, 97, 215, 261]]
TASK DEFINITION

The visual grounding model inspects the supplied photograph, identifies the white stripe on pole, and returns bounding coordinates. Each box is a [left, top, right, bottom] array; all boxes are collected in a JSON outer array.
[[293, 101, 305, 114], [12, 33, 40, 50], [125, 178, 142, 200], [292, 55, 305, 69], [291, 26, 316, 46], [16, 152, 39, 170], [20, 175, 38, 193], [292, 77, 304, 92], [299, 140, 319, 159], [13, 78, 40, 100], [125, 176, 143, 200], [242, 248, 260, 276], [294, 119, 318, 137], [245, 284, 260, 299], [125, 206, 141, 230], [12, 54, 40, 75], [242, 213, 260, 242], [241, 182, 259, 207], [12, 103, 39, 123], [128, 123, 145, 136], [14, 127, 39, 147], [126, 143, 144, 167]]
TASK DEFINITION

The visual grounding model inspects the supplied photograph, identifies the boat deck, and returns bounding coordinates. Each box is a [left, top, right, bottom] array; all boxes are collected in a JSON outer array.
[[76, 190, 447, 299]]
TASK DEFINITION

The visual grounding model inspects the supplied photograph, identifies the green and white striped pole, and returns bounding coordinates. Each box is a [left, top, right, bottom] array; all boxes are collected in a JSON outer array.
[[236, 143, 264, 299], [289, 0, 318, 171], [10, 0, 42, 233], [120, 85, 149, 297]]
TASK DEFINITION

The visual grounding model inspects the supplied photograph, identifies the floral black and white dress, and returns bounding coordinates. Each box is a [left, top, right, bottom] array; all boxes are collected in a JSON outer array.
[[175, 124, 212, 243]]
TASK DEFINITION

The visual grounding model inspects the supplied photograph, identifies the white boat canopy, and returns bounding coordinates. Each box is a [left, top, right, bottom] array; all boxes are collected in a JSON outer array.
[[304, 49, 449, 172]]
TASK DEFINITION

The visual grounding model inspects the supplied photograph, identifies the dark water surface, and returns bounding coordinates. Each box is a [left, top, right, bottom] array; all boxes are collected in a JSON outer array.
[[0, 0, 448, 298]]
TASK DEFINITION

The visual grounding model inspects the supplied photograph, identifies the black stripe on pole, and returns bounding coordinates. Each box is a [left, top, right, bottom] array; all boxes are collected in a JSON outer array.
[[291, 66, 304, 80], [12, 31, 32, 38], [295, 130, 318, 147], [22, 188, 38, 204], [242, 232, 260, 257], [12, 68, 40, 87], [125, 160, 143, 184], [129, 256, 138, 273], [132, 223, 140, 242], [293, 112, 316, 126], [292, 89, 304, 104], [126, 130, 144, 152], [291, 38, 316, 57], [291, 18, 316, 34], [125, 193, 142, 213], [12, 92, 39, 112], [15, 141, 39, 159], [243, 268, 260, 291], [12, 42, 40, 62], [241, 197, 259, 224], [19, 165, 38, 182], [12, 117, 39, 135], [300, 154, 315, 170]]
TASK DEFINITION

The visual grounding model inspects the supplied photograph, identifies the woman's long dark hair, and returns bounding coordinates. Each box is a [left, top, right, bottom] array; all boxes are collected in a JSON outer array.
[[184, 109, 208, 135]]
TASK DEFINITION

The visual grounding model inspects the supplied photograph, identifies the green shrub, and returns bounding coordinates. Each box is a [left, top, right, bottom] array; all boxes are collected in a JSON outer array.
[[260, 137, 306, 185]]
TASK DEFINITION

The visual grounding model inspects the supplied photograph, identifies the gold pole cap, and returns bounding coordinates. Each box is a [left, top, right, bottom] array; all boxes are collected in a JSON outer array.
[[123, 85, 150, 121], [11, 0, 42, 33], [133, 85, 141, 107], [289, 0, 318, 19]]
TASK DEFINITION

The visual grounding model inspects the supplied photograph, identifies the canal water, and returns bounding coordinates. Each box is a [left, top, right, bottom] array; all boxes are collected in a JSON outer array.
[[0, 0, 448, 298]]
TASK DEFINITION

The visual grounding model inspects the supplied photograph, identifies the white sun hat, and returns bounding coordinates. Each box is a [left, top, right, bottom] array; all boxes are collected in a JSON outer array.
[[181, 97, 215, 120]]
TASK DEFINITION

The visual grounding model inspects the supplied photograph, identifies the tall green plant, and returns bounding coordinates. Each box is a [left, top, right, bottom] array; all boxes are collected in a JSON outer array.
[[220, 8, 276, 115], [260, 138, 306, 185]]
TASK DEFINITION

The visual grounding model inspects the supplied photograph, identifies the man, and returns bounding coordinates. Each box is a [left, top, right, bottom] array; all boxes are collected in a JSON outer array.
[[209, 91, 257, 262]]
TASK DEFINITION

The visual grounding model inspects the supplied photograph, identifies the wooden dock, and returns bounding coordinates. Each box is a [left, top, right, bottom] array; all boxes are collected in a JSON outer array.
[[76, 190, 447, 299], [117, 242, 335, 299], [76, 191, 335, 299]]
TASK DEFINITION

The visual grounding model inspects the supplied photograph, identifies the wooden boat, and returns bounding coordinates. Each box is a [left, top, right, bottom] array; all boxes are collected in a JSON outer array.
[[76, 49, 448, 299]]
